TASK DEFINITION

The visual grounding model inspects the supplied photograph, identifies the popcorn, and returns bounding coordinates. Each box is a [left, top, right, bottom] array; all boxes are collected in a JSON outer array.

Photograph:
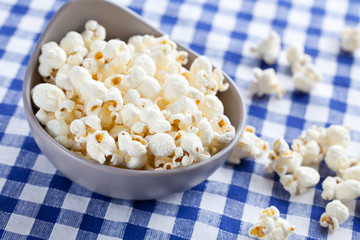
[[197, 118, 214, 148], [249, 206, 295, 240], [148, 133, 176, 157], [179, 132, 204, 166], [318, 125, 350, 154], [120, 103, 140, 128], [84, 98, 103, 116], [291, 139, 323, 166], [340, 26, 360, 52], [279, 166, 320, 195], [35, 109, 55, 125], [321, 176, 360, 202], [140, 104, 171, 134], [133, 54, 156, 76], [212, 68, 229, 92], [60, 31, 88, 57], [209, 115, 236, 154], [32, 22, 235, 170], [45, 119, 69, 138], [286, 44, 312, 73], [38, 42, 66, 81], [198, 95, 224, 120], [136, 76, 161, 99], [120, 66, 146, 90], [267, 138, 303, 176], [86, 130, 117, 164], [82, 20, 106, 48], [292, 62, 323, 93], [342, 165, 360, 181], [68, 66, 92, 90], [228, 126, 269, 164], [324, 145, 350, 173], [251, 31, 281, 65], [119, 152, 147, 169], [117, 131, 147, 157], [249, 68, 285, 98], [286, 43, 322, 92], [32, 83, 65, 112], [320, 200, 349, 232], [162, 74, 189, 102], [103, 87, 123, 112]]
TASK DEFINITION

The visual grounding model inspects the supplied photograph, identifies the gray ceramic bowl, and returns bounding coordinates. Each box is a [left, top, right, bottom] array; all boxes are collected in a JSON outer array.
[[23, 0, 247, 200]]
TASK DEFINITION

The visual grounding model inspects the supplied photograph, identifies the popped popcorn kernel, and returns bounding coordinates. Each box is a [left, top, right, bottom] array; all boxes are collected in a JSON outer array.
[[251, 31, 281, 65], [341, 26, 360, 52], [249, 68, 285, 98], [249, 206, 294, 240], [320, 200, 349, 232]]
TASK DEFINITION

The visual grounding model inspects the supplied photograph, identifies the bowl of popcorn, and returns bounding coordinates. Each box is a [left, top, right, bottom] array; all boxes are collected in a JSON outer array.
[[23, 0, 246, 200]]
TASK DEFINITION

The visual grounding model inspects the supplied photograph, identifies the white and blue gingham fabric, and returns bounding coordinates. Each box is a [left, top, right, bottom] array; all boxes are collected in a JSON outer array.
[[0, 0, 359, 239]]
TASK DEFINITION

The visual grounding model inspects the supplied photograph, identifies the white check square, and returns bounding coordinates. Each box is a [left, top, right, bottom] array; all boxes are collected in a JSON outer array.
[[199, 192, 226, 214], [19, 184, 47, 204], [147, 213, 175, 234], [61, 193, 90, 213], [5, 214, 35, 235], [105, 202, 132, 222]]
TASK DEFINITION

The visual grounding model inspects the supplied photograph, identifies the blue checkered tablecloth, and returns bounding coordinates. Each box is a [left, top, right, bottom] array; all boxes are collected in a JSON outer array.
[[0, 0, 359, 239]]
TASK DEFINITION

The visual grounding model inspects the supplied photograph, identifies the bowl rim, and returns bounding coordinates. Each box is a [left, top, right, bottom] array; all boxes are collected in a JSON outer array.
[[22, 0, 247, 177]]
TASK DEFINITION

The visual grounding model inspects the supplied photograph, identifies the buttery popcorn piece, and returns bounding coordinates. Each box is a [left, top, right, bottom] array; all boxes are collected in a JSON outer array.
[[249, 68, 285, 98], [249, 206, 295, 240], [340, 26, 360, 52], [32, 83, 65, 112], [86, 130, 117, 164], [82, 20, 106, 48], [267, 138, 303, 176], [279, 166, 320, 195], [228, 126, 269, 164], [321, 176, 360, 202], [318, 125, 350, 154], [320, 200, 349, 232], [324, 145, 350, 173], [292, 62, 322, 93], [251, 31, 281, 65]]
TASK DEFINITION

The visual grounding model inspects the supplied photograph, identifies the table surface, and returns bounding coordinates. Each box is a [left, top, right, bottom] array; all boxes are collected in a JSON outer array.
[[0, 0, 359, 239]]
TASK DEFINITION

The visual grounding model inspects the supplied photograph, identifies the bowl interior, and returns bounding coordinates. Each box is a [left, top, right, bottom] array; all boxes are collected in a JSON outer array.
[[24, 0, 246, 172]]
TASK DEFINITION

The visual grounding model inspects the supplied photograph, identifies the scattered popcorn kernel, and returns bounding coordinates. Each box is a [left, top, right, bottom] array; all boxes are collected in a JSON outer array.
[[324, 145, 350, 173], [279, 166, 320, 195], [321, 176, 360, 202], [286, 44, 312, 68], [251, 31, 281, 65], [318, 125, 350, 154], [342, 165, 360, 181], [292, 62, 322, 93], [320, 200, 349, 232], [291, 139, 323, 166], [249, 68, 285, 98], [249, 206, 295, 240], [228, 125, 269, 164], [266, 138, 302, 176], [340, 26, 360, 52]]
